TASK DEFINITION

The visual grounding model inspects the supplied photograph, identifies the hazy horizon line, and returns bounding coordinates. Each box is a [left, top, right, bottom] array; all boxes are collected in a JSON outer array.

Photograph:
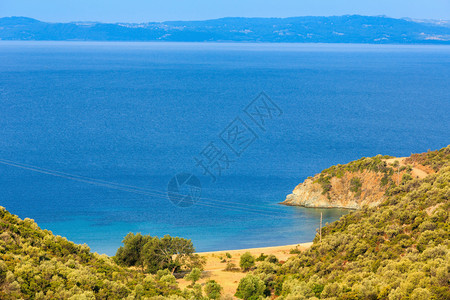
[[2, 14, 449, 24]]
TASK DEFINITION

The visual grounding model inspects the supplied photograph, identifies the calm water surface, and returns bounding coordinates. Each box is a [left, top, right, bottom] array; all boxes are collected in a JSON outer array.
[[0, 42, 449, 255]]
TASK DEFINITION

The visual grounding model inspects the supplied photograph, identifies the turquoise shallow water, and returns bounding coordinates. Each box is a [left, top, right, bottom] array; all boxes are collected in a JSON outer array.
[[0, 42, 449, 255]]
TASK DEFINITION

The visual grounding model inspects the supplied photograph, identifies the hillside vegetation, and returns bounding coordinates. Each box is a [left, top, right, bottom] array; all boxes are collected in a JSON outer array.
[[252, 146, 450, 299], [0, 207, 205, 299]]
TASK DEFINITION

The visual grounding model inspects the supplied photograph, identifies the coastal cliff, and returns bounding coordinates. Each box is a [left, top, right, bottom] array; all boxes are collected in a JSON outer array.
[[282, 148, 446, 209], [283, 169, 387, 209]]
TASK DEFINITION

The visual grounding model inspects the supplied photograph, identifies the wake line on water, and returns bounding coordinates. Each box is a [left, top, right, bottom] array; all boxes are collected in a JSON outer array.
[[0, 158, 295, 219]]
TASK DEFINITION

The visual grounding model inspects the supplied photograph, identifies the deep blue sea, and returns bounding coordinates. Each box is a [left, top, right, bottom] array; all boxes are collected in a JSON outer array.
[[0, 42, 449, 255]]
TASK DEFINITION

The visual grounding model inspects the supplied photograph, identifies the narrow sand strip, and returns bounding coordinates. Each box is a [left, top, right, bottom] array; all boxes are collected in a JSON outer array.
[[178, 242, 313, 297], [197, 242, 313, 257]]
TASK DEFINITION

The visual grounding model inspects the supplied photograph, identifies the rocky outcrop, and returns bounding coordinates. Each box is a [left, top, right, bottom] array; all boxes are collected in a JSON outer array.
[[282, 153, 437, 209], [282, 170, 386, 209]]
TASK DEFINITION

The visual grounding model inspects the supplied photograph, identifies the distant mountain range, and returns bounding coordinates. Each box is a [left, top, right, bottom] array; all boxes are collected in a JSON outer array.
[[1, 15, 450, 44]]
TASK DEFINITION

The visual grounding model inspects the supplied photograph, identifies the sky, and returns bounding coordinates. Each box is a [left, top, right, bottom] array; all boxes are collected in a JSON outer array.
[[1, 0, 449, 23]]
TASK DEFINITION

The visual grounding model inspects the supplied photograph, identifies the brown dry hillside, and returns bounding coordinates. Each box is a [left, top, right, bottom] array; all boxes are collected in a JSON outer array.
[[282, 146, 449, 209]]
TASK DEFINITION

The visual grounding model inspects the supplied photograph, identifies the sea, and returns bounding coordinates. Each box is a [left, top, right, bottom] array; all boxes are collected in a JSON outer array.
[[0, 42, 448, 255]]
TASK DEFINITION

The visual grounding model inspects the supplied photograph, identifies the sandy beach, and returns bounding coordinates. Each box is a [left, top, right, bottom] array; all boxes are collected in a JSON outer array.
[[178, 242, 313, 297]]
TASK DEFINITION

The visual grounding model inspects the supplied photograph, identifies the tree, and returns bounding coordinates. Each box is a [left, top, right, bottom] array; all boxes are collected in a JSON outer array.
[[239, 252, 255, 272], [235, 274, 265, 300], [204, 280, 222, 299], [142, 235, 197, 273], [114, 233, 150, 270], [115, 233, 201, 274], [184, 268, 202, 286]]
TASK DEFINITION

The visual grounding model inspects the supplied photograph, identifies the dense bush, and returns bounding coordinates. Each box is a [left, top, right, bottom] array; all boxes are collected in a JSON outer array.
[[240, 252, 256, 272], [204, 280, 222, 299], [0, 207, 194, 299], [246, 146, 450, 299], [0, 208, 209, 299], [321, 154, 393, 177], [235, 274, 266, 300]]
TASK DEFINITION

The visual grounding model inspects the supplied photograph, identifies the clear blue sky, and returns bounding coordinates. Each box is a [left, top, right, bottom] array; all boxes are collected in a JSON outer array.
[[1, 0, 449, 22]]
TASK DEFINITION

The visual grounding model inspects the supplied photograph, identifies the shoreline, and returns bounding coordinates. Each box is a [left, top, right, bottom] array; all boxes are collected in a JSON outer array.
[[196, 242, 313, 255], [279, 201, 359, 209], [178, 242, 313, 297]]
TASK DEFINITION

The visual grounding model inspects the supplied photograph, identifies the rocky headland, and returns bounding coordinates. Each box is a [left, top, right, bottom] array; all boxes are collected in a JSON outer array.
[[281, 148, 444, 209]]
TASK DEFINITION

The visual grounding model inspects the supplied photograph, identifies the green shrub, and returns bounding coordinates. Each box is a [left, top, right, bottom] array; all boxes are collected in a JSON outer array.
[[265, 254, 279, 264], [224, 262, 238, 272], [235, 274, 265, 300], [204, 280, 222, 299], [349, 177, 362, 196], [239, 252, 255, 272], [184, 267, 202, 285], [256, 253, 267, 262]]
